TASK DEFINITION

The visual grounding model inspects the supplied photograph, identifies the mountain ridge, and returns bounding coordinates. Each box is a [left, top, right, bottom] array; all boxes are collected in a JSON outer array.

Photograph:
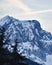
[[0, 16, 52, 65]]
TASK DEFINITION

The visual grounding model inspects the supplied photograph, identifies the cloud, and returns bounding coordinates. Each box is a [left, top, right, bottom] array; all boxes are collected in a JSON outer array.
[[17, 9, 52, 16], [8, 0, 31, 12]]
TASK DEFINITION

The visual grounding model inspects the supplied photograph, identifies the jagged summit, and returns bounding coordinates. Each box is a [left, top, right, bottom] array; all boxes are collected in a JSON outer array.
[[0, 15, 41, 29], [0, 16, 52, 65], [0, 15, 11, 21]]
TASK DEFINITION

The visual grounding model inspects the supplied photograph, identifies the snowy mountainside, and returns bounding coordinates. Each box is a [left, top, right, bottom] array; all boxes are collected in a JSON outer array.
[[0, 16, 52, 65]]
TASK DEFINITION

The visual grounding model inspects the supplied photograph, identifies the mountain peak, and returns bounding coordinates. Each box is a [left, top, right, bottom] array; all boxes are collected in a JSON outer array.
[[0, 15, 12, 26], [0, 16, 52, 65], [2, 15, 11, 20]]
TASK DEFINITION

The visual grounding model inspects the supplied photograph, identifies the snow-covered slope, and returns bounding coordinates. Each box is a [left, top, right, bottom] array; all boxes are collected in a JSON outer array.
[[0, 16, 52, 65]]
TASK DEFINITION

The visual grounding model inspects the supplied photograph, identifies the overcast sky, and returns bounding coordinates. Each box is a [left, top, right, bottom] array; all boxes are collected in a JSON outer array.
[[0, 0, 52, 33]]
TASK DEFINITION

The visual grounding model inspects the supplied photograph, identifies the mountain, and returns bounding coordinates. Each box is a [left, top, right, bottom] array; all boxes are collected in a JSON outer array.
[[0, 16, 52, 65]]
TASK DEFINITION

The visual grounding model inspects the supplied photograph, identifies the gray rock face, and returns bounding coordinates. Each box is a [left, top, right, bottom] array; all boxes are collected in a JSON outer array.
[[0, 16, 52, 64]]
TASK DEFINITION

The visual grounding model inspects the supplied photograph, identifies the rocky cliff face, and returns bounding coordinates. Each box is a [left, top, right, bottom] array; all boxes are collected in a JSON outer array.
[[0, 16, 52, 65]]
